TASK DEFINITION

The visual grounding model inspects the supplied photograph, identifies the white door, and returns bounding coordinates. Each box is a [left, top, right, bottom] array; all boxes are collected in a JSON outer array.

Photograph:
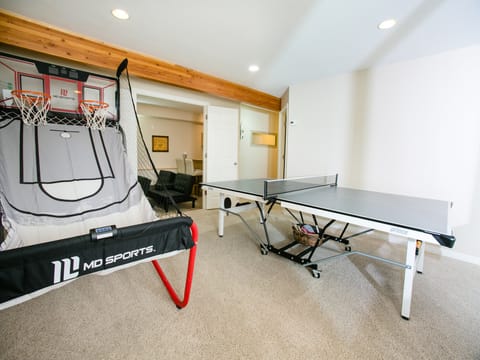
[[204, 106, 239, 209]]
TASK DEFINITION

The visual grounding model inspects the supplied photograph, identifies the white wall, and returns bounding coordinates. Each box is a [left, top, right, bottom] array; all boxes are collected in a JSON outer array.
[[239, 105, 278, 179], [138, 116, 202, 170], [286, 45, 480, 262]]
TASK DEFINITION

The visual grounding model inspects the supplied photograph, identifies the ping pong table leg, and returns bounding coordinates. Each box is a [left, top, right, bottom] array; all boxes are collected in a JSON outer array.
[[218, 193, 225, 237], [401, 238, 417, 320], [416, 240, 425, 274]]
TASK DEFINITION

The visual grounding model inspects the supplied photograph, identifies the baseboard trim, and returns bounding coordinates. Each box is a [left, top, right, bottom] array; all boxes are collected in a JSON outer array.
[[440, 248, 480, 266]]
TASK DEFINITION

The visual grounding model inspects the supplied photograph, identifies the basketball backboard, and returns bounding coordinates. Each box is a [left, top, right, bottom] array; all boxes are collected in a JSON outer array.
[[0, 52, 118, 121]]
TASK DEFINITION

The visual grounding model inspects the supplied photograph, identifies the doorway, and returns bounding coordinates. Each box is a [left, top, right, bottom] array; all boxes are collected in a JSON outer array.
[[239, 105, 279, 179], [136, 95, 204, 173], [128, 89, 282, 210], [135, 94, 205, 208]]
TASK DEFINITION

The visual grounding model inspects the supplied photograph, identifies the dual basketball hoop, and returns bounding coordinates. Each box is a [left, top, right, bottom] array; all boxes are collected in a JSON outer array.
[[11, 90, 109, 130]]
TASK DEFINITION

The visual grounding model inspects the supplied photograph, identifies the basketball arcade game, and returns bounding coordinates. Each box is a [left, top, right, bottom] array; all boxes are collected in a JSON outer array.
[[0, 52, 198, 310], [203, 176, 455, 319]]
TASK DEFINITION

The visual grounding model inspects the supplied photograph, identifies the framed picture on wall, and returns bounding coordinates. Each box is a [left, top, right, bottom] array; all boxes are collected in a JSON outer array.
[[152, 135, 169, 152]]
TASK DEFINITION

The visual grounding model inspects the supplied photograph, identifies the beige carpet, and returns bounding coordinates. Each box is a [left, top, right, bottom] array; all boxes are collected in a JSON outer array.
[[0, 206, 479, 360]]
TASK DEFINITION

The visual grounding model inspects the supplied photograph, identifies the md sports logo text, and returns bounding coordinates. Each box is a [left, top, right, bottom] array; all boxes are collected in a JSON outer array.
[[51, 246, 155, 284]]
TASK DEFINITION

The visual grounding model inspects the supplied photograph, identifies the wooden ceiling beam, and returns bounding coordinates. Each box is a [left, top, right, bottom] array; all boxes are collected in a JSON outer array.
[[0, 10, 281, 111]]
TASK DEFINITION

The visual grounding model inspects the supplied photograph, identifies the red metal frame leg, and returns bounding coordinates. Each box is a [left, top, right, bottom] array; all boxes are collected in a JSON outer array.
[[152, 221, 198, 309]]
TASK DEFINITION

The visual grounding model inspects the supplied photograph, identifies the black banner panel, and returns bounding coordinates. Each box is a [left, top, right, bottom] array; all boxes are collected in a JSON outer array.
[[0, 217, 194, 305]]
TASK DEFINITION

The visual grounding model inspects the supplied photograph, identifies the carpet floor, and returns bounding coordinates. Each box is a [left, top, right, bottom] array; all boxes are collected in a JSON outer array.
[[1, 206, 479, 359]]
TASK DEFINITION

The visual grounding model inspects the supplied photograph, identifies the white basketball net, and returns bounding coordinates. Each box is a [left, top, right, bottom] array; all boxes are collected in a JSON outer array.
[[11, 90, 51, 126], [80, 100, 108, 130]]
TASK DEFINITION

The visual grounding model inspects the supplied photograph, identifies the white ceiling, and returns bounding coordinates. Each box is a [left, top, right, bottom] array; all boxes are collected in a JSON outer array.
[[2, 0, 479, 97]]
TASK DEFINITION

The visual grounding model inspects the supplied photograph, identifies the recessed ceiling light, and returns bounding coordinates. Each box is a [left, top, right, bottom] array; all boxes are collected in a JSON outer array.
[[378, 18, 396, 30], [248, 64, 260, 72], [112, 9, 129, 20]]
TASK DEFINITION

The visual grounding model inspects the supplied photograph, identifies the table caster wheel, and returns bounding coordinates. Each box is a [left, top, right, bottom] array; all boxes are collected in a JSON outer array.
[[345, 246, 351, 252], [312, 270, 321, 279]]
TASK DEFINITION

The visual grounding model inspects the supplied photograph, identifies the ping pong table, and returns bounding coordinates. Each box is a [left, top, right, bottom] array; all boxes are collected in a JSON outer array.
[[203, 175, 455, 319]]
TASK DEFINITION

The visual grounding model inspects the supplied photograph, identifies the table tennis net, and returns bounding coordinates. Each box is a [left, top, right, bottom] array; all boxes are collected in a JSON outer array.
[[264, 174, 338, 199]]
